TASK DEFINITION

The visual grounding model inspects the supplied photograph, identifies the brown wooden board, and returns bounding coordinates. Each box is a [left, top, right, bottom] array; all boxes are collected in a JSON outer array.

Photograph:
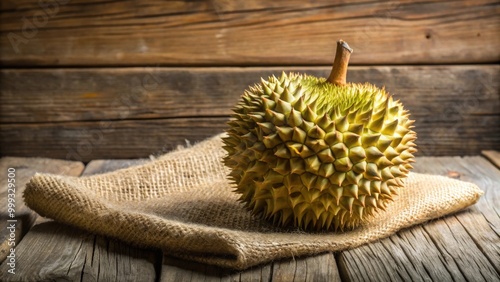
[[1, 65, 499, 161], [337, 156, 500, 281], [3, 66, 499, 124], [0, 159, 161, 281], [1, 0, 499, 66], [0, 157, 84, 265], [0, 117, 229, 162]]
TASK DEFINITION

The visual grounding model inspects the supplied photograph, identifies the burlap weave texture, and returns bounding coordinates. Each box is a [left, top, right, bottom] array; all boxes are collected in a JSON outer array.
[[24, 134, 483, 270]]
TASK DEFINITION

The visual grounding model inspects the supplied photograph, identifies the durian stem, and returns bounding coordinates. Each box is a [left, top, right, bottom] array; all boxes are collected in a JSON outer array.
[[327, 40, 353, 86]]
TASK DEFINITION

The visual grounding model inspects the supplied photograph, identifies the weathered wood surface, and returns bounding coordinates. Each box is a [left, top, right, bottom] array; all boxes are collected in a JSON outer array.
[[338, 156, 500, 282], [162, 251, 341, 281], [0, 159, 160, 281], [0, 117, 229, 162], [1, 0, 499, 66], [482, 150, 500, 169], [161, 256, 274, 282], [0, 157, 84, 264], [0, 156, 498, 281], [1, 65, 499, 161], [271, 253, 341, 282], [3, 66, 498, 123]]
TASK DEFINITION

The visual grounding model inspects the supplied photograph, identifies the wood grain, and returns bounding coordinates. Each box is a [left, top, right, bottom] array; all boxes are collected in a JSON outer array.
[[0, 0, 498, 66], [0, 156, 498, 280], [272, 252, 341, 282], [0, 117, 229, 162], [81, 235, 159, 282], [1, 65, 499, 160], [422, 157, 500, 274], [2, 66, 498, 123], [482, 150, 500, 168], [337, 156, 500, 282], [337, 229, 465, 281], [161, 256, 272, 282], [160, 248, 340, 281], [0, 221, 95, 281], [0, 159, 161, 281], [0, 157, 84, 264]]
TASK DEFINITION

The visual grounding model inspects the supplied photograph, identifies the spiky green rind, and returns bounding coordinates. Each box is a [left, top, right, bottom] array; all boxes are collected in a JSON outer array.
[[223, 72, 417, 231]]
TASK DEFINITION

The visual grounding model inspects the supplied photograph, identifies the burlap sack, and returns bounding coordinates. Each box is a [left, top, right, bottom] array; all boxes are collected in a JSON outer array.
[[24, 134, 483, 270]]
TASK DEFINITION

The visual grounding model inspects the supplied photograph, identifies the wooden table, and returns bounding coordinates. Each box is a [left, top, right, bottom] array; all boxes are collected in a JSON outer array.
[[0, 153, 499, 281]]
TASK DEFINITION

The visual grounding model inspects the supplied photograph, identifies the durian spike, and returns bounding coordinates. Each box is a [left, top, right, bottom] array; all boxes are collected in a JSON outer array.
[[327, 40, 353, 86]]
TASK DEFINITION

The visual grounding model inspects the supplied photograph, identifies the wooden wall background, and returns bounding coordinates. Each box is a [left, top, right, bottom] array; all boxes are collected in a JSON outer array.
[[1, 0, 499, 162]]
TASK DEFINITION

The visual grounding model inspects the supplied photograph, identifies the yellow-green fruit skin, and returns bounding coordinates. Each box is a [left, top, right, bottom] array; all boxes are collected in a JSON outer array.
[[223, 72, 417, 231]]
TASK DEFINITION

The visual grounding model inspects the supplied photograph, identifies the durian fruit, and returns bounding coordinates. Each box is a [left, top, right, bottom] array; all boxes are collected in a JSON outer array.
[[223, 40, 417, 231]]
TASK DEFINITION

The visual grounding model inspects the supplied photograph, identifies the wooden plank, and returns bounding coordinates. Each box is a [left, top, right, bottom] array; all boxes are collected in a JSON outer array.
[[2, 65, 499, 123], [161, 257, 223, 282], [0, 221, 96, 280], [0, 117, 229, 162], [234, 264, 272, 282], [81, 235, 159, 282], [337, 156, 500, 281], [161, 256, 272, 282], [161, 252, 339, 281], [337, 230, 462, 282], [482, 150, 500, 168], [0, 159, 161, 281], [1, 65, 499, 160], [271, 252, 341, 282], [421, 157, 500, 274], [0, 157, 84, 264], [1, 0, 498, 66], [2, 114, 498, 161]]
